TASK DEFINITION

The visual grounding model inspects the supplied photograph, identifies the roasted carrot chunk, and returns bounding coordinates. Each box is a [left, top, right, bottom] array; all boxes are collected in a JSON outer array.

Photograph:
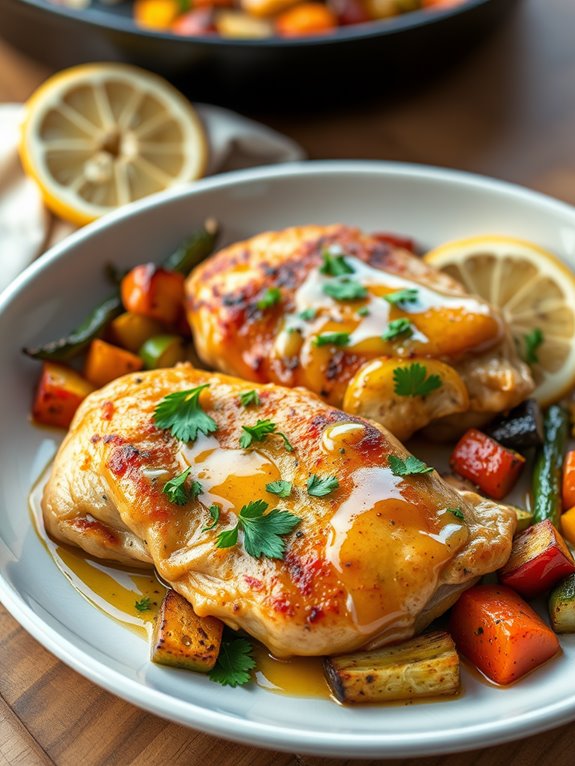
[[276, 3, 337, 36], [562, 450, 575, 509], [121, 264, 185, 325], [32, 362, 94, 429], [449, 584, 560, 685], [450, 428, 525, 499], [84, 339, 143, 388]]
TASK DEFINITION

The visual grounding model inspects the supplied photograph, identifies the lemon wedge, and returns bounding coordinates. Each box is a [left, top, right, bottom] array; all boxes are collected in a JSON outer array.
[[424, 235, 575, 406], [19, 63, 208, 226]]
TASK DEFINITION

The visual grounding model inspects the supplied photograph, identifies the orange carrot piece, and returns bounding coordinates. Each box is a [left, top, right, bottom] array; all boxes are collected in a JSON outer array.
[[562, 450, 575, 509], [121, 264, 185, 325], [276, 3, 337, 36], [449, 584, 560, 685], [84, 339, 143, 388], [134, 0, 180, 30], [32, 362, 94, 429]]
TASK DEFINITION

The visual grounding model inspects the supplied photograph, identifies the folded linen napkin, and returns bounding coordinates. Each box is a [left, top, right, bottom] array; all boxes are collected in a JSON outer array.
[[0, 102, 304, 293]]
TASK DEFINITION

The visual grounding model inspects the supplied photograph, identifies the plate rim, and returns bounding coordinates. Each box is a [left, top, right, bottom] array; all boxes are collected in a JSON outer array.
[[3, 159, 575, 757]]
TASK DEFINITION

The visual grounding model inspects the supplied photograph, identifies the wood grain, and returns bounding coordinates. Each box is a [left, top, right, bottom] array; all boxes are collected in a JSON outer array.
[[2, 0, 575, 763]]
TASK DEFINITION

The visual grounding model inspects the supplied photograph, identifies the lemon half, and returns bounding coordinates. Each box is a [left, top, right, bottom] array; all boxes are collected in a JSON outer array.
[[424, 235, 575, 406], [20, 63, 208, 226]]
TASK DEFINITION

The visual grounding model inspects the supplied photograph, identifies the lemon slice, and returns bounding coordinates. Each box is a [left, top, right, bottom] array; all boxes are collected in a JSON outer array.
[[424, 235, 575, 406], [19, 63, 208, 226]]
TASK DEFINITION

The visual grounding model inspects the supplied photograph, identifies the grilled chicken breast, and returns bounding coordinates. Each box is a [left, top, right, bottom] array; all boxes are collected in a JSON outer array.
[[186, 225, 534, 440], [43, 366, 515, 657]]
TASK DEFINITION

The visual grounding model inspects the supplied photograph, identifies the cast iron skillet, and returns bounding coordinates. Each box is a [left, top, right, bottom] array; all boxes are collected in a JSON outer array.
[[0, 0, 517, 108]]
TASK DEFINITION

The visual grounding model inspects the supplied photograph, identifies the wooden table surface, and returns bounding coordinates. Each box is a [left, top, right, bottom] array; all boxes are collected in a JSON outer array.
[[2, 0, 575, 763]]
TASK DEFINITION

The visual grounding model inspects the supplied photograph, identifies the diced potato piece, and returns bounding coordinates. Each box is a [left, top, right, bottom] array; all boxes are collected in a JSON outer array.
[[32, 361, 95, 429], [84, 339, 143, 388], [108, 312, 165, 354], [152, 590, 223, 672], [216, 10, 274, 37], [324, 630, 459, 704]]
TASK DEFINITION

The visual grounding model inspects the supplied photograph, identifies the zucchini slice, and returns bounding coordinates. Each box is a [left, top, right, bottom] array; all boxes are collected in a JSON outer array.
[[324, 630, 460, 704], [151, 590, 223, 672], [549, 573, 575, 633]]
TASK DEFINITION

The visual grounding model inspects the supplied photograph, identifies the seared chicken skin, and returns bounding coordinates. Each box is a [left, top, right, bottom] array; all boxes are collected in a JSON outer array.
[[43, 366, 515, 657], [186, 226, 534, 440]]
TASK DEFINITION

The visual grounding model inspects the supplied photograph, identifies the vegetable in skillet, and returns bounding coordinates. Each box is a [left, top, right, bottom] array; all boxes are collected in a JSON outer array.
[[23, 219, 219, 361], [532, 404, 569, 527], [484, 399, 543, 451]]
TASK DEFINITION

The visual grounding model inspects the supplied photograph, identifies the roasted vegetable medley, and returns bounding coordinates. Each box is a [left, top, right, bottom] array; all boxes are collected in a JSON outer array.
[[49, 0, 470, 38]]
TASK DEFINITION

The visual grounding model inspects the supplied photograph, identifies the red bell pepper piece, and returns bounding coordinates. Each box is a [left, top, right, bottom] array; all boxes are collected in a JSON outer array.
[[499, 519, 575, 598], [450, 428, 525, 500], [372, 232, 416, 252]]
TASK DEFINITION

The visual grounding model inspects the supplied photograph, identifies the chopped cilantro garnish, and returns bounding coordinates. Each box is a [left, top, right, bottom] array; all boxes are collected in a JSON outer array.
[[447, 507, 465, 520], [299, 307, 317, 321], [307, 474, 339, 497], [239, 389, 261, 407], [393, 363, 442, 397], [154, 384, 217, 443], [382, 318, 413, 341], [202, 503, 221, 532], [257, 287, 281, 310], [208, 632, 256, 688], [313, 332, 350, 347], [384, 288, 419, 307], [320, 248, 354, 276], [135, 596, 151, 613], [216, 499, 301, 559], [388, 455, 433, 476], [162, 467, 202, 506], [323, 280, 368, 302], [524, 328, 544, 364], [266, 480, 293, 498], [357, 306, 370, 317], [240, 419, 294, 452]]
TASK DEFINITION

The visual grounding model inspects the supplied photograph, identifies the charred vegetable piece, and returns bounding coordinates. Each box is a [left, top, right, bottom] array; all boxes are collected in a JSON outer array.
[[84, 339, 143, 388], [449, 584, 560, 685], [515, 507, 534, 533], [484, 399, 543, 451], [450, 429, 525, 500], [139, 334, 187, 369], [23, 221, 218, 362], [324, 631, 459, 704], [499, 519, 575, 598], [533, 404, 569, 527], [563, 450, 575, 510], [560, 506, 575, 546], [121, 265, 185, 325], [32, 362, 95, 428], [108, 313, 165, 354], [151, 590, 223, 671], [549, 573, 575, 633]]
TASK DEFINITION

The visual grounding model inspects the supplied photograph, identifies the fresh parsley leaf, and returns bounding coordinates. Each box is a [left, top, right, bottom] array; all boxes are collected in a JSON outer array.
[[313, 332, 350, 347], [320, 248, 354, 276], [393, 363, 442, 397], [388, 455, 433, 476], [216, 499, 301, 559], [307, 474, 339, 497], [447, 507, 465, 520], [299, 307, 317, 321], [357, 306, 370, 317], [154, 384, 217, 443], [382, 318, 413, 341], [135, 596, 151, 612], [202, 504, 221, 532], [162, 467, 202, 506], [383, 288, 419, 307], [240, 419, 294, 452], [524, 327, 544, 364], [257, 287, 281, 310], [239, 390, 261, 407], [266, 480, 292, 497], [208, 633, 256, 688], [323, 280, 368, 302]]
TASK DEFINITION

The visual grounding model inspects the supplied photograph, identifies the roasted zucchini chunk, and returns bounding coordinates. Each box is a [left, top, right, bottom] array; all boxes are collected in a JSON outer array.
[[324, 630, 460, 704], [151, 590, 223, 672], [549, 573, 575, 633]]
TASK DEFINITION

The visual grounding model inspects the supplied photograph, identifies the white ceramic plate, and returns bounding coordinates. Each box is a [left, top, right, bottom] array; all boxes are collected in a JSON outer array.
[[2, 161, 575, 759]]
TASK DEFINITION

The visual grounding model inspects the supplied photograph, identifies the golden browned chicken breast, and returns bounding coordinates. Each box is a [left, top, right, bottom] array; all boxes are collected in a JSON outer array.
[[186, 225, 534, 440], [43, 366, 516, 657]]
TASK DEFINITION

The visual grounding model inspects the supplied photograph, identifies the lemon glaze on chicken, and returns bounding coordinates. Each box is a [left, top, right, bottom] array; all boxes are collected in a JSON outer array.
[[186, 225, 534, 440], [42, 366, 516, 658]]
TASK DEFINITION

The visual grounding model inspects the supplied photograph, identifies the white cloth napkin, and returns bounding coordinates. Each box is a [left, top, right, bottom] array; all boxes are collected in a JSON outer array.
[[0, 102, 304, 293]]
